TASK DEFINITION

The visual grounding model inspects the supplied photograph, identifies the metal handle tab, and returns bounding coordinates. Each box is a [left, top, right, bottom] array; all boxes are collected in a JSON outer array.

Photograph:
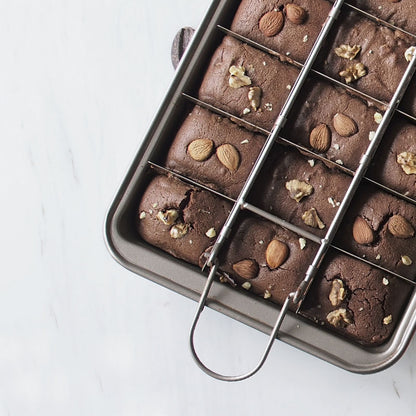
[[189, 262, 295, 381]]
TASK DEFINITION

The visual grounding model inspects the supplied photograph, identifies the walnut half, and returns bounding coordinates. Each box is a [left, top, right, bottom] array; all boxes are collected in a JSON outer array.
[[339, 63, 367, 83]]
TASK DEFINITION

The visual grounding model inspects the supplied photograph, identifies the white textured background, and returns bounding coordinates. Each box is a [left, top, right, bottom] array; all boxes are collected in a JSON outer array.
[[1, 0, 416, 415]]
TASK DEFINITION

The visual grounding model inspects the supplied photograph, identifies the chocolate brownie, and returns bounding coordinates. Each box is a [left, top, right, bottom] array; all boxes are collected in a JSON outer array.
[[230, 0, 332, 63], [213, 214, 319, 307], [315, 9, 413, 105], [198, 36, 300, 131], [300, 250, 413, 346], [249, 145, 352, 238], [137, 175, 232, 265], [165, 106, 266, 199], [368, 116, 416, 200], [335, 184, 416, 280]]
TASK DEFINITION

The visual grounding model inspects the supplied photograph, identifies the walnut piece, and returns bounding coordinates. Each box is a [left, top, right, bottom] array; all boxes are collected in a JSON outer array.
[[248, 86, 262, 111], [170, 223, 189, 239], [302, 208, 325, 229], [285, 179, 314, 203], [329, 279, 346, 307], [327, 308, 353, 328], [397, 151, 416, 175], [335, 44, 361, 60], [156, 209, 179, 226], [339, 62, 367, 83], [229, 65, 252, 89]]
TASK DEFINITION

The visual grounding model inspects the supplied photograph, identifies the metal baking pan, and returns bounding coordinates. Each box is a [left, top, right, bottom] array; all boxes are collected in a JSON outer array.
[[105, 0, 416, 376]]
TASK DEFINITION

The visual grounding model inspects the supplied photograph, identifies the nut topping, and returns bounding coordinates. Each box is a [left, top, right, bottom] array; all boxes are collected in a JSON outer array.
[[334, 44, 361, 60], [187, 138, 214, 162], [327, 308, 353, 327], [401, 255, 413, 266], [216, 144, 240, 172], [229, 65, 252, 89], [302, 208, 325, 229], [329, 279, 346, 307], [265, 239, 289, 269], [232, 259, 259, 279], [248, 86, 262, 111], [170, 223, 189, 239], [157, 209, 179, 226], [352, 216, 374, 245], [285, 4, 307, 25], [339, 62, 367, 83], [259, 10, 285, 37], [205, 227, 217, 238], [333, 113, 358, 137], [285, 179, 314, 202], [309, 123, 331, 152], [397, 151, 416, 175], [388, 215, 415, 239], [405, 46, 416, 62], [383, 315, 393, 325]]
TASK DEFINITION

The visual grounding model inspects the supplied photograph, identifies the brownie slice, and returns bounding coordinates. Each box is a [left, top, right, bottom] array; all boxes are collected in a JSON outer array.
[[137, 175, 232, 265], [249, 145, 352, 238], [230, 0, 332, 63], [300, 250, 413, 346], [335, 184, 416, 280], [165, 106, 265, 199]]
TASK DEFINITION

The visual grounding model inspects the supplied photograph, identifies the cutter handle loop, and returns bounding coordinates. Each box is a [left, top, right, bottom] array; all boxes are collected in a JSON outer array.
[[189, 262, 295, 382]]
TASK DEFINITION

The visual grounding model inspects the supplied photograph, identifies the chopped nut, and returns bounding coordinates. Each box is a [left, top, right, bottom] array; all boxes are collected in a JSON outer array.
[[352, 216, 374, 245], [286, 84, 292, 90], [383, 277, 389, 286], [139, 211, 146, 220], [205, 227, 217, 238], [152, 203, 158, 208], [333, 113, 358, 137], [309, 123, 331, 153], [328, 197, 336, 208], [264, 103, 273, 111], [285, 3, 307, 24], [369, 131, 376, 141], [329, 279, 346, 307], [188, 138, 214, 161], [157, 209, 179, 226], [259, 10, 285, 37], [264, 290, 272, 299], [388, 215, 415, 239], [285, 179, 314, 202], [216, 144, 240, 172], [170, 223, 189, 239], [327, 308, 353, 327], [308, 159, 315, 167], [405, 46, 416, 62], [335, 159, 344, 165], [266, 239, 289, 269], [374, 112, 383, 124], [242, 281, 252, 290], [302, 208, 325, 229], [299, 238, 307, 250], [376, 254, 381, 260], [339, 62, 367, 83], [248, 86, 262, 111], [397, 151, 416, 175], [242, 108, 251, 115], [383, 315, 393, 325], [240, 139, 249, 144], [335, 44, 361, 60], [401, 255, 413, 266], [229, 65, 252, 88], [303, 35, 308, 43], [232, 259, 259, 279]]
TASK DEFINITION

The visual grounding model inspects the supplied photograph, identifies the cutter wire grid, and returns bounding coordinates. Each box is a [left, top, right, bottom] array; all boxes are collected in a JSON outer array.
[[137, 0, 416, 380]]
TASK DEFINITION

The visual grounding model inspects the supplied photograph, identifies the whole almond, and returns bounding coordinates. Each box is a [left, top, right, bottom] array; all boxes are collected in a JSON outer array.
[[352, 216, 374, 245], [188, 138, 214, 161], [285, 3, 307, 25], [216, 144, 240, 172], [259, 10, 285, 37], [266, 239, 289, 269], [333, 113, 358, 137], [232, 259, 259, 279], [388, 215, 415, 239], [309, 123, 331, 152]]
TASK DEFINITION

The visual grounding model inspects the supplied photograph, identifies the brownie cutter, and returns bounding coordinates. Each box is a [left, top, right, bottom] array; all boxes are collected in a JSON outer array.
[[105, 0, 416, 380]]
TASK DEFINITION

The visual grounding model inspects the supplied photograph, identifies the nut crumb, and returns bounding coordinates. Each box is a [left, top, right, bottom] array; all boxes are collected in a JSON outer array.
[[303, 35, 309, 43], [264, 290, 272, 299], [376, 254, 381, 260], [401, 255, 413, 266], [383, 277, 389, 286], [335, 159, 344, 165], [205, 227, 216, 238], [241, 139, 249, 144], [383, 315, 393, 325], [259, 240, 264, 245], [308, 159, 315, 167], [299, 238, 307, 250], [369, 131, 376, 141], [139, 211, 146, 220], [286, 84, 292, 90], [264, 103, 273, 111], [374, 112, 383, 124], [242, 282, 252, 290], [328, 197, 336, 208], [405, 46, 416, 62], [243, 108, 251, 115], [152, 202, 158, 208], [333, 143, 340, 150]]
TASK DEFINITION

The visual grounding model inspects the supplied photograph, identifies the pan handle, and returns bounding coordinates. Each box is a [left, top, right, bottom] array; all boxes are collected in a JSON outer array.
[[189, 261, 295, 382]]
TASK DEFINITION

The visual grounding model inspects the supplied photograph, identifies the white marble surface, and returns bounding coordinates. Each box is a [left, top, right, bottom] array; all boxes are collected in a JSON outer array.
[[2, 0, 416, 415]]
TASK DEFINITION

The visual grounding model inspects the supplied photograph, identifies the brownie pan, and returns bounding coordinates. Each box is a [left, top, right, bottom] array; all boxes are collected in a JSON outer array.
[[105, 0, 416, 375]]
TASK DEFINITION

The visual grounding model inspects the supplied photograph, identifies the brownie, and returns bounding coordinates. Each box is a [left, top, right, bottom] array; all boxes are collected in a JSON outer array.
[[214, 214, 319, 307], [249, 145, 352, 238], [198, 36, 299, 131], [230, 0, 332, 63], [300, 250, 413, 346], [315, 9, 413, 106], [165, 106, 265, 199], [368, 116, 416, 200], [137, 175, 232, 265], [335, 184, 416, 280], [348, 0, 416, 36]]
